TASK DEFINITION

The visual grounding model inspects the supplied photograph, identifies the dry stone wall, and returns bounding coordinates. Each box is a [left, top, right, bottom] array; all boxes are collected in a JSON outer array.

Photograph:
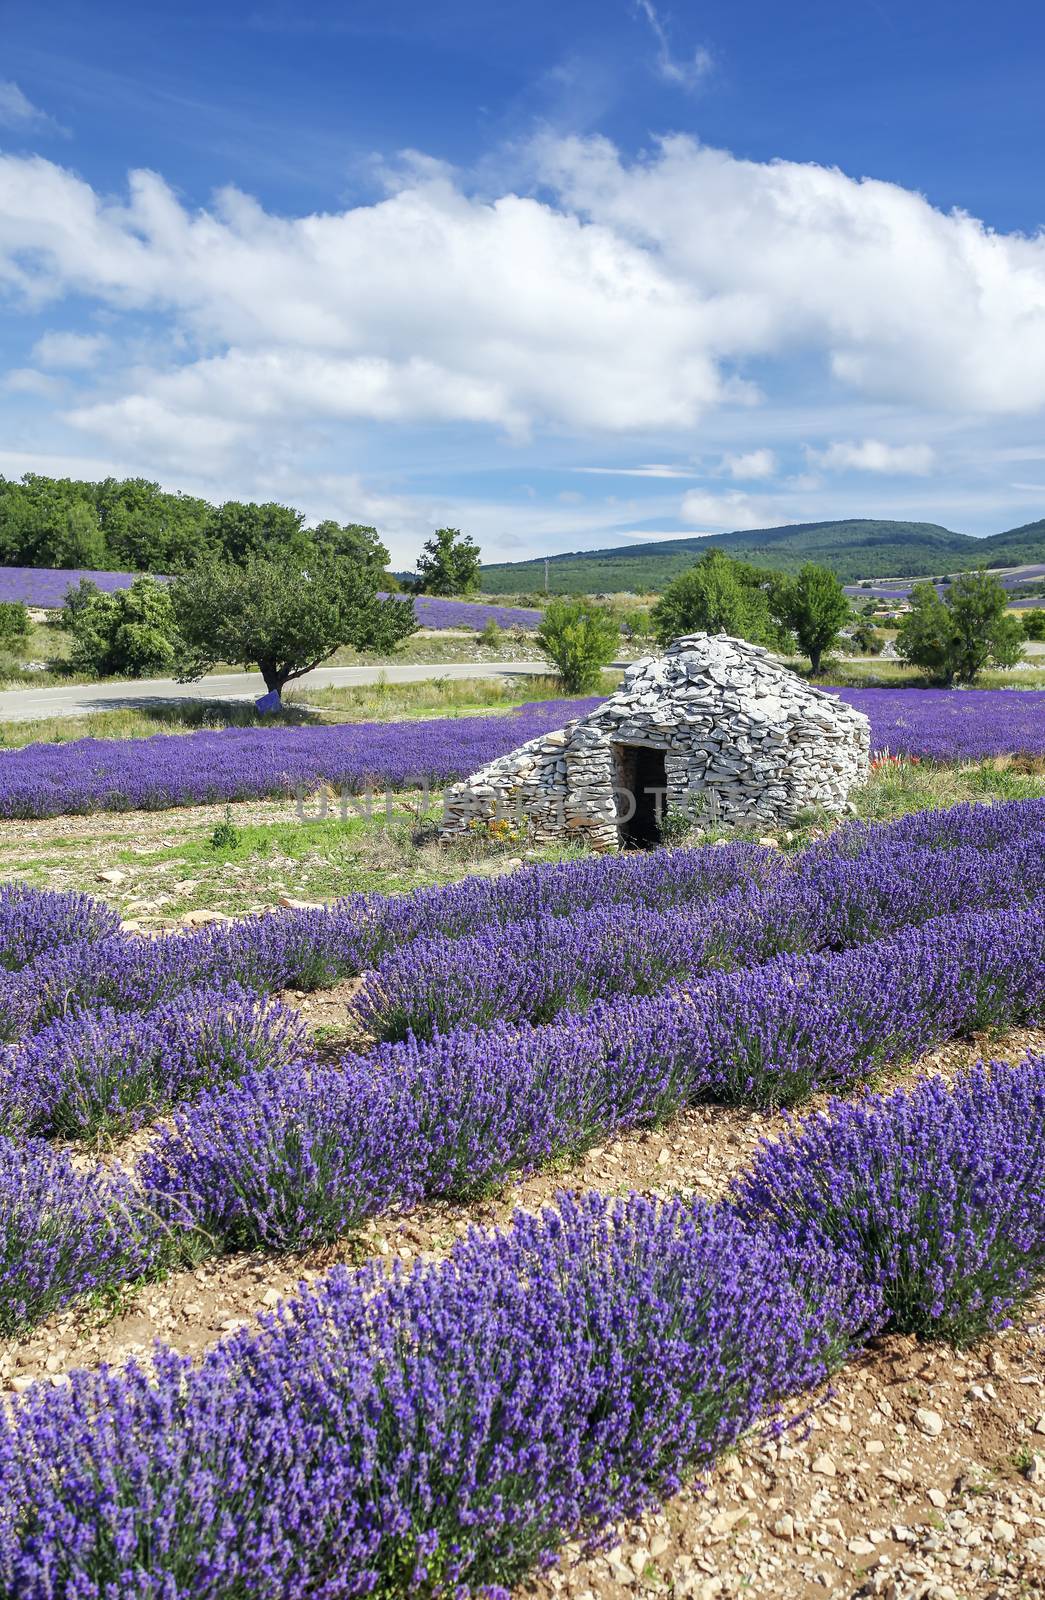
[[441, 633, 871, 849]]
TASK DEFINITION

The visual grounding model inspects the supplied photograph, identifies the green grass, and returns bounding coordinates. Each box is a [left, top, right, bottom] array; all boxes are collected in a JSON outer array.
[[0, 672, 619, 750], [286, 671, 619, 721], [0, 699, 317, 748], [803, 656, 1045, 690]]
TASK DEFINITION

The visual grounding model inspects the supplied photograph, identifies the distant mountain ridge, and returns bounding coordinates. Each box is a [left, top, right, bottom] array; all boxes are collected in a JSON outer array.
[[479, 516, 1045, 594]]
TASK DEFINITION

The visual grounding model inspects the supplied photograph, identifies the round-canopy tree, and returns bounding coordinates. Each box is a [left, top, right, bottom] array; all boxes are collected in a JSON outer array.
[[769, 562, 852, 674], [170, 553, 418, 700], [651, 549, 785, 650], [897, 571, 1024, 686], [413, 527, 482, 596]]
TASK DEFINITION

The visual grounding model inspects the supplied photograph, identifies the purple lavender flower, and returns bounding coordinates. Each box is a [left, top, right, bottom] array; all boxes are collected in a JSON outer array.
[[138, 898, 1045, 1250], [732, 1057, 1045, 1344], [2, 986, 308, 1141], [0, 1191, 874, 1597], [0, 884, 119, 973], [0, 1135, 158, 1334]]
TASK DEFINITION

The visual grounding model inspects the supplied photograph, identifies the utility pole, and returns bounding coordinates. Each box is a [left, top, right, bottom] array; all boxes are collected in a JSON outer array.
[[544, 557, 550, 595]]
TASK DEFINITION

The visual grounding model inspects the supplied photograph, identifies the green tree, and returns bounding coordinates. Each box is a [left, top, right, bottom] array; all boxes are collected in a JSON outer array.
[[769, 562, 852, 673], [311, 520, 390, 576], [413, 527, 482, 596], [202, 501, 311, 565], [535, 598, 620, 692], [1022, 608, 1045, 642], [67, 577, 179, 677], [651, 549, 784, 649], [170, 553, 418, 698], [897, 572, 1024, 685], [95, 477, 212, 572]]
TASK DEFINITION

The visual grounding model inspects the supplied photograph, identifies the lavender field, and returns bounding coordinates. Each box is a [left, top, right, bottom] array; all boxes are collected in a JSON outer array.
[[0, 565, 542, 629], [0, 800, 1043, 1594], [0, 685, 1041, 819]]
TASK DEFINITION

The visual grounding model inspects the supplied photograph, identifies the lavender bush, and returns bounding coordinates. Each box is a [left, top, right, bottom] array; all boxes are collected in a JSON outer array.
[[0, 698, 592, 819], [139, 1063, 422, 1252], [0, 883, 119, 972], [2, 986, 307, 1141], [833, 685, 1045, 761], [0, 1135, 158, 1334], [0, 1192, 873, 1598], [732, 1057, 1045, 1344], [357, 837, 1045, 1040], [140, 899, 1045, 1249]]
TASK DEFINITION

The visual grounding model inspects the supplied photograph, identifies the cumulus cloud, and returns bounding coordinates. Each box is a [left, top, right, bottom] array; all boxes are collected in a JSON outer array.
[[722, 448, 776, 479], [812, 438, 937, 475], [0, 135, 1044, 488], [32, 330, 108, 369]]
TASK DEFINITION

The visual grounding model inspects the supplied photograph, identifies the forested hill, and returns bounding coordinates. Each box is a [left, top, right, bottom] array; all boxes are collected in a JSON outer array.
[[479, 517, 1045, 594]]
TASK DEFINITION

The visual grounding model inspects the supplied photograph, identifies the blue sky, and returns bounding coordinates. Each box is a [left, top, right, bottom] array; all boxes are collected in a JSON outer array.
[[2, 0, 1044, 568]]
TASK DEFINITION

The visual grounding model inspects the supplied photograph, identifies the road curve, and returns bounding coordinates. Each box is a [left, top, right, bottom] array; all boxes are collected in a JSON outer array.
[[0, 661, 593, 724]]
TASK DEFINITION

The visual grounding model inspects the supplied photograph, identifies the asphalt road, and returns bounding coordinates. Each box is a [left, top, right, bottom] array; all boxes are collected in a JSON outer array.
[[0, 661, 570, 723]]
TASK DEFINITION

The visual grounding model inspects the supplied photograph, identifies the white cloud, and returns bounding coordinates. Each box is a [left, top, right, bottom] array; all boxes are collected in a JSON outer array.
[[0, 82, 63, 135], [572, 463, 699, 478], [723, 448, 776, 479], [0, 134, 1044, 510], [538, 134, 1045, 415], [679, 489, 780, 531], [813, 438, 937, 475], [632, 2, 714, 91], [32, 330, 109, 369], [2, 368, 64, 397]]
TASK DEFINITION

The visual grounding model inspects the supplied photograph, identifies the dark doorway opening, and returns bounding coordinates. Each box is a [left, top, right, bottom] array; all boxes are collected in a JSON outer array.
[[613, 744, 667, 848]]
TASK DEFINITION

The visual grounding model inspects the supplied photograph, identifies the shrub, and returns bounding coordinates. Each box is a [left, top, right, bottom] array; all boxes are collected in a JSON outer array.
[[0, 1135, 158, 1333], [0, 601, 30, 647], [139, 1063, 422, 1252], [67, 574, 179, 678], [0, 883, 120, 973], [732, 1058, 1045, 1344], [535, 598, 619, 692], [4, 986, 307, 1141]]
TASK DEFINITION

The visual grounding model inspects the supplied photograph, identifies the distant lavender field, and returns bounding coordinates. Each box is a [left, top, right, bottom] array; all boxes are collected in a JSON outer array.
[[0, 565, 541, 629], [836, 686, 1045, 763], [0, 698, 587, 818], [0, 686, 1041, 819], [0, 568, 141, 606]]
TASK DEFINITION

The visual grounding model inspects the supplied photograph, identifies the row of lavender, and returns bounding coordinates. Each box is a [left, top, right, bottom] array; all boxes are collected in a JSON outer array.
[[1, 801, 1044, 1332], [3, 1056, 1044, 1596], [1, 686, 1044, 819], [1, 799, 1042, 1051]]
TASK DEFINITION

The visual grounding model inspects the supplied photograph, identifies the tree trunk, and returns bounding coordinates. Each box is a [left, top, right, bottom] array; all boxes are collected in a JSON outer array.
[[258, 660, 288, 696], [810, 646, 822, 674]]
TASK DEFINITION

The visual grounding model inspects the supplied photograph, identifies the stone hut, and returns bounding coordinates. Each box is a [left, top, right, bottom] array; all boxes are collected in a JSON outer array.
[[440, 633, 871, 850]]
